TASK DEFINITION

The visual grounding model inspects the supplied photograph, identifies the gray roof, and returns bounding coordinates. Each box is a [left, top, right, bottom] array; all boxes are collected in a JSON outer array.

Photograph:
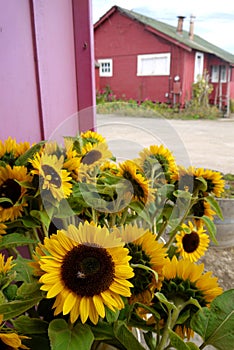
[[115, 6, 234, 65]]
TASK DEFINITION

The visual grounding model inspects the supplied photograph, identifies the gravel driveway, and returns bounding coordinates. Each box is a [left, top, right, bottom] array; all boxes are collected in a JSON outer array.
[[96, 114, 234, 174]]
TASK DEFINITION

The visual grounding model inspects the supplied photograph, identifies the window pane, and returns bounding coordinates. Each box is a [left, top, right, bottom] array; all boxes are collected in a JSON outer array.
[[137, 53, 170, 76], [211, 65, 219, 83], [98, 59, 113, 77]]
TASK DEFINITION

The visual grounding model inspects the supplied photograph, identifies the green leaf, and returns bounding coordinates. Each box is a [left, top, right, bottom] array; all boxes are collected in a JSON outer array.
[[0, 281, 42, 319], [168, 328, 192, 350], [173, 190, 192, 200], [0, 197, 13, 205], [48, 319, 94, 350], [12, 315, 48, 334], [191, 289, 234, 350], [0, 296, 43, 320], [186, 342, 200, 350], [155, 292, 176, 312], [21, 216, 41, 228], [200, 215, 218, 244], [196, 176, 208, 192], [129, 202, 152, 226], [30, 209, 52, 229], [90, 321, 114, 341], [113, 321, 145, 350], [15, 141, 45, 166], [0, 233, 37, 249], [12, 255, 35, 283], [105, 306, 120, 323], [16, 282, 41, 299], [205, 196, 223, 219]]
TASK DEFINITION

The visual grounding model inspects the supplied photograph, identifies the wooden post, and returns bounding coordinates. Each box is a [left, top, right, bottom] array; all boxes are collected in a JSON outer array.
[[72, 0, 96, 132]]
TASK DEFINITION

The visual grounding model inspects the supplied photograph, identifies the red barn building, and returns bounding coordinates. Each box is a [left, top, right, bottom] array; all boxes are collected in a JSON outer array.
[[94, 6, 234, 113]]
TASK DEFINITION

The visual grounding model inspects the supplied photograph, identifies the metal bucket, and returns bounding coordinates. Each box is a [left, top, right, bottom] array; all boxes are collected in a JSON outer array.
[[213, 198, 234, 248]]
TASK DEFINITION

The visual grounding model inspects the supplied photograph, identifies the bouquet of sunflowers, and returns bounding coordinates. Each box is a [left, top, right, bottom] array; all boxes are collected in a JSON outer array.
[[0, 132, 233, 350]]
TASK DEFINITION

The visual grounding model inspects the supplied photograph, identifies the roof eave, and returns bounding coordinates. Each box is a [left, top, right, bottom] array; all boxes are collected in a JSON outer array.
[[94, 5, 117, 30], [145, 26, 192, 52]]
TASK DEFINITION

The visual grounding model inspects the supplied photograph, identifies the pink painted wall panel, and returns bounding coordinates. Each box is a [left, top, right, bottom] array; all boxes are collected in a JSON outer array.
[[32, 0, 78, 141], [0, 0, 42, 143], [72, 0, 96, 132]]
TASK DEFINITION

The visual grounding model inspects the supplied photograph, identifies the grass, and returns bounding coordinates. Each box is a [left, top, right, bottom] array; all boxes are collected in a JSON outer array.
[[222, 174, 234, 198], [96, 100, 222, 120]]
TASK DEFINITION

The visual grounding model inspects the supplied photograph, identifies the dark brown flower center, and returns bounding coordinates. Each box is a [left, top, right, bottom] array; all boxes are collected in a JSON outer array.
[[82, 150, 102, 165], [123, 170, 145, 201], [61, 244, 115, 296], [41, 165, 61, 187], [0, 179, 21, 208], [192, 200, 205, 217], [182, 231, 200, 253]]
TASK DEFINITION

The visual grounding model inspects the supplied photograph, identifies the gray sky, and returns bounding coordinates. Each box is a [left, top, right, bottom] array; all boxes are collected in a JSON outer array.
[[92, 0, 234, 54]]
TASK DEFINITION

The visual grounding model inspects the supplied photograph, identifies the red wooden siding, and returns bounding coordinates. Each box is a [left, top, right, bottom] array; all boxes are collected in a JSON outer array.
[[94, 8, 234, 110], [95, 12, 177, 103]]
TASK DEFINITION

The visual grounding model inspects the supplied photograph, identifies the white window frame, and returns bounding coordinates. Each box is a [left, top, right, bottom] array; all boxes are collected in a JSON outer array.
[[211, 65, 219, 83], [220, 65, 227, 82], [137, 53, 171, 76], [98, 59, 113, 77], [194, 52, 204, 82], [211, 65, 227, 83]]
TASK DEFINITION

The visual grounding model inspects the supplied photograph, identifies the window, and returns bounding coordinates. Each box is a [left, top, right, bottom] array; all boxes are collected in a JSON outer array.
[[220, 65, 227, 82], [98, 59, 113, 77], [211, 65, 219, 82], [194, 52, 204, 82], [137, 53, 171, 76], [211, 65, 227, 83]]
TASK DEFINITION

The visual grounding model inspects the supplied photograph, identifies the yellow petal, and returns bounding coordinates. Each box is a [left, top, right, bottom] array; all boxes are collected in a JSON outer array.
[[63, 292, 76, 315], [80, 297, 90, 323], [93, 294, 105, 318]]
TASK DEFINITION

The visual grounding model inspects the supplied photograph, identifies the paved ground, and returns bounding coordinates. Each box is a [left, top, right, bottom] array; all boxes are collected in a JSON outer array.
[[96, 114, 234, 174]]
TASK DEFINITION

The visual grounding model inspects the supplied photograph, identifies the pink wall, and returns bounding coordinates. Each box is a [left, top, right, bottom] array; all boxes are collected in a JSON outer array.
[[0, 0, 95, 143], [32, 0, 78, 141], [0, 0, 42, 143]]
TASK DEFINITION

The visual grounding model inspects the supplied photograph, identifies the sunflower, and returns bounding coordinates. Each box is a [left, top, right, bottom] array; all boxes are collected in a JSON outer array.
[[171, 166, 196, 193], [119, 160, 155, 204], [0, 332, 29, 349], [0, 223, 7, 235], [173, 166, 225, 198], [0, 165, 32, 222], [0, 137, 31, 165], [37, 221, 134, 324], [29, 152, 72, 201], [0, 253, 15, 275], [194, 168, 225, 197], [176, 221, 210, 262], [62, 140, 82, 179], [192, 198, 217, 222], [0, 137, 17, 158], [99, 160, 120, 176], [119, 225, 168, 300], [13, 141, 31, 158], [157, 256, 222, 338], [80, 130, 106, 145], [80, 142, 112, 169], [137, 144, 178, 182]]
